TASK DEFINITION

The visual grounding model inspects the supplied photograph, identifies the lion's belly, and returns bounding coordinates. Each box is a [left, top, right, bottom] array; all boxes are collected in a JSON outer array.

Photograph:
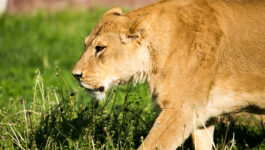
[[206, 86, 265, 117]]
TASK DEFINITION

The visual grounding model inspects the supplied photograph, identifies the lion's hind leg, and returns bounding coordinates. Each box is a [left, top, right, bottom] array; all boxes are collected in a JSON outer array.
[[192, 125, 215, 150]]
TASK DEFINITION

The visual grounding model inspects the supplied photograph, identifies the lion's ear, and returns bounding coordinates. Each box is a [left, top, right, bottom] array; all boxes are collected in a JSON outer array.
[[104, 7, 123, 16], [129, 15, 152, 42]]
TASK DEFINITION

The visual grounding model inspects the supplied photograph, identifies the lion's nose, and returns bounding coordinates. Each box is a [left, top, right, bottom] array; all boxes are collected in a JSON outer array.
[[72, 73, 82, 81]]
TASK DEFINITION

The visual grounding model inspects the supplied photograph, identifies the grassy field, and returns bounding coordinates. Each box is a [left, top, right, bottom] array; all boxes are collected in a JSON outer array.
[[0, 9, 264, 149]]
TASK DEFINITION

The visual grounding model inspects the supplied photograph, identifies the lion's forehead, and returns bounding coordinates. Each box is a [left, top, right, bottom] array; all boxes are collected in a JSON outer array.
[[85, 20, 129, 46], [93, 15, 129, 35], [85, 32, 122, 47]]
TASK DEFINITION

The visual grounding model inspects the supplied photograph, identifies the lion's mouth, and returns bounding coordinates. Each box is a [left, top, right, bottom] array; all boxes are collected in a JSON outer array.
[[79, 81, 105, 92], [85, 86, 105, 93]]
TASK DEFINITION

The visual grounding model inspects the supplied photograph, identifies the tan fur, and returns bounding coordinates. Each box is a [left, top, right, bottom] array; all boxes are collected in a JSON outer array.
[[72, 0, 265, 149]]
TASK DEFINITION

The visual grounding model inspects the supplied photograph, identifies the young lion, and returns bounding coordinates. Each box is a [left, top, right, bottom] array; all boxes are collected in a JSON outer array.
[[72, 0, 265, 149]]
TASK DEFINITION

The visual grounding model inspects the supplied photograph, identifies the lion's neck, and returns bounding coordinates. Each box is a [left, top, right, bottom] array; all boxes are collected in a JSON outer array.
[[125, 0, 193, 104], [145, 41, 172, 102]]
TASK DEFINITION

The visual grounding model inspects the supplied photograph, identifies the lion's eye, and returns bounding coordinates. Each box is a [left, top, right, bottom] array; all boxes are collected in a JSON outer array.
[[95, 46, 105, 55]]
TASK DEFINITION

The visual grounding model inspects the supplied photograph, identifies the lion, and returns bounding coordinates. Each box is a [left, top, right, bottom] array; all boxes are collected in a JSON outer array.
[[72, 0, 265, 149]]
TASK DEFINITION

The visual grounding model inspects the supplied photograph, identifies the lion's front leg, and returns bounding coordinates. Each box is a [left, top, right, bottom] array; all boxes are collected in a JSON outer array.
[[138, 108, 204, 150]]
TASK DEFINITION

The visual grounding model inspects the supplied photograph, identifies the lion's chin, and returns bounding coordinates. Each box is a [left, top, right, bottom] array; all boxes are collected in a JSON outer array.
[[85, 89, 106, 101], [94, 91, 106, 100]]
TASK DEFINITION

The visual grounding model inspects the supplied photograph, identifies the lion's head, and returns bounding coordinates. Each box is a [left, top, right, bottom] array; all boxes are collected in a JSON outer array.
[[72, 7, 152, 99]]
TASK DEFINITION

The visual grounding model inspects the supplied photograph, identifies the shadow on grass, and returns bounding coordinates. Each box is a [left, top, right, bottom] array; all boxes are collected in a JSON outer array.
[[214, 115, 265, 149], [34, 100, 265, 149], [34, 89, 157, 149], [35, 104, 90, 148]]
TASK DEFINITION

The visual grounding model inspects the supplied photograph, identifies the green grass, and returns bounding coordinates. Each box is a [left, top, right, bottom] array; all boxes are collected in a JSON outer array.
[[0, 9, 264, 149], [0, 9, 101, 104]]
